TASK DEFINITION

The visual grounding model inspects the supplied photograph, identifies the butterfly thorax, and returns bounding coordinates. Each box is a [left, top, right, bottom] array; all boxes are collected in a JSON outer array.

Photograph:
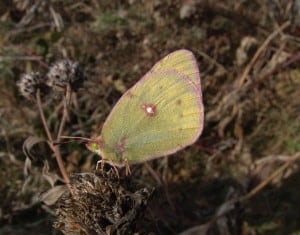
[[86, 136, 124, 163]]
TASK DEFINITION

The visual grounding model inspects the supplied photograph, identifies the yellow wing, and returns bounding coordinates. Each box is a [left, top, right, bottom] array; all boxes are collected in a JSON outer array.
[[96, 69, 203, 164], [150, 49, 201, 91]]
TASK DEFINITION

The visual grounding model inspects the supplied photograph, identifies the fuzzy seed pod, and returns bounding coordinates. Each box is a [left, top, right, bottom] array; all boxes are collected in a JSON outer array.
[[54, 169, 153, 235], [47, 60, 85, 92], [17, 72, 50, 100]]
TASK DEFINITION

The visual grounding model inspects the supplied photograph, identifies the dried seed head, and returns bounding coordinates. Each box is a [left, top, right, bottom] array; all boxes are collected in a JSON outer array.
[[54, 169, 153, 234], [47, 60, 85, 92], [17, 72, 50, 100]]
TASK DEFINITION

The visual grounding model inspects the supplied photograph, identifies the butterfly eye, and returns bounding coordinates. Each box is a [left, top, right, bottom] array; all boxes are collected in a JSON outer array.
[[86, 142, 99, 152], [91, 143, 99, 151]]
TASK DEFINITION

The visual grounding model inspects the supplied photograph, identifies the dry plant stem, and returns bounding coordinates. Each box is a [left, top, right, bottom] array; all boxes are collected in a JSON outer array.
[[57, 84, 71, 139], [57, 96, 68, 139], [238, 21, 291, 87], [36, 90, 53, 142], [36, 90, 71, 189], [262, 52, 300, 79], [0, 55, 42, 61], [144, 162, 162, 184], [240, 152, 300, 202], [144, 163, 176, 211], [208, 152, 300, 226]]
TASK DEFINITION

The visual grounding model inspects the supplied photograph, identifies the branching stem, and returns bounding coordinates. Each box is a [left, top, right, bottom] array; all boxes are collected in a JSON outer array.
[[36, 89, 71, 190]]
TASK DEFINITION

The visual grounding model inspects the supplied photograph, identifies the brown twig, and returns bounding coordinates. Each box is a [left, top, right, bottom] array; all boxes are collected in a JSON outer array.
[[238, 21, 291, 87], [36, 90, 71, 190], [36, 90, 53, 142], [57, 98, 68, 140], [207, 152, 300, 226], [57, 84, 72, 139], [261, 52, 300, 79], [144, 162, 177, 212], [144, 162, 162, 184], [240, 152, 300, 202]]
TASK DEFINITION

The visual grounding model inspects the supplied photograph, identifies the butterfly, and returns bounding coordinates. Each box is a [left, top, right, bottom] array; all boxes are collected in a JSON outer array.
[[84, 49, 204, 167]]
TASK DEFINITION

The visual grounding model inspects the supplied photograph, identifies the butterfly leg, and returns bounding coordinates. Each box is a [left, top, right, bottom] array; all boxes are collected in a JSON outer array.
[[96, 159, 105, 172], [108, 159, 120, 178], [124, 158, 131, 175], [96, 159, 120, 178]]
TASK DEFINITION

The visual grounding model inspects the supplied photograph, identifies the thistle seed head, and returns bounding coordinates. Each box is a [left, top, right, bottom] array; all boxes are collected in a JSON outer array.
[[17, 72, 50, 100], [47, 60, 85, 92]]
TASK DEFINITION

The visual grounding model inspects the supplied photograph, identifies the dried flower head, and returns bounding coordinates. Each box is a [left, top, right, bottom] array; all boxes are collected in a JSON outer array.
[[54, 168, 153, 235], [17, 72, 50, 100], [47, 60, 85, 92]]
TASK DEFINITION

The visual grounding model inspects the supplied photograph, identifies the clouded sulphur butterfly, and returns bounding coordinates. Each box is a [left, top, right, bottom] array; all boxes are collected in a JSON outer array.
[[86, 49, 204, 165]]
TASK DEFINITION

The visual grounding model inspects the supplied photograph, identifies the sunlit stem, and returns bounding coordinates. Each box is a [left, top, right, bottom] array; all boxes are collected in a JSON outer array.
[[36, 89, 71, 190]]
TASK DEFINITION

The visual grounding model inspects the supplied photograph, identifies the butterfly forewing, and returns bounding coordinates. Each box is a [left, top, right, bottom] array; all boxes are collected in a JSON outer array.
[[150, 49, 201, 91], [100, 69, 203, 163]]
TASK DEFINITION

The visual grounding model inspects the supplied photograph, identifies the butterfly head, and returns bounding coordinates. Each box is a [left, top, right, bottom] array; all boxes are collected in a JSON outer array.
[[85, 136, 104, 156]]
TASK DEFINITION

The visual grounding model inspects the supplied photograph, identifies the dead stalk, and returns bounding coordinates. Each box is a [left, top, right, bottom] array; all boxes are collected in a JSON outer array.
[[240, 152, 300, 202], [36, 89, 71, 190], [57, 84, 72, 139], [209, 152, 300, 226], [57, 99, 68, 139], [238, 21, 291, 87]]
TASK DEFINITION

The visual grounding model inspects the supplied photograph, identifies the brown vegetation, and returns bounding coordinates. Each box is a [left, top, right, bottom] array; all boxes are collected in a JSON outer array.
[[0, 0, 299, 234]]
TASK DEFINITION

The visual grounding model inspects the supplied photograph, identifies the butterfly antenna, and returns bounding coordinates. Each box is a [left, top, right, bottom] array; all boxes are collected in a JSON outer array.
[[53, 136, 92, 145]]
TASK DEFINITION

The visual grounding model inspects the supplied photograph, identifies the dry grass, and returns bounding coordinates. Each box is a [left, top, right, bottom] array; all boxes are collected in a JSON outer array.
[[0, 0, 299, 234]]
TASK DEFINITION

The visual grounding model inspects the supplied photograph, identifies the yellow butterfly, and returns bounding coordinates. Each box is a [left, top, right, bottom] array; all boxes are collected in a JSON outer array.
[[86, 49, 204, 166]]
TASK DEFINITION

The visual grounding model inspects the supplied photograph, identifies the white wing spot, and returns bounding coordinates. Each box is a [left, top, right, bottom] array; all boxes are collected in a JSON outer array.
[[141, 103, 157, 117]]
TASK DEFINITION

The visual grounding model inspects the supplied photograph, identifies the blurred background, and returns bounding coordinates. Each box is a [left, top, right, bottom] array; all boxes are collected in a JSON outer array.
[[0, 0, 299, 234]]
